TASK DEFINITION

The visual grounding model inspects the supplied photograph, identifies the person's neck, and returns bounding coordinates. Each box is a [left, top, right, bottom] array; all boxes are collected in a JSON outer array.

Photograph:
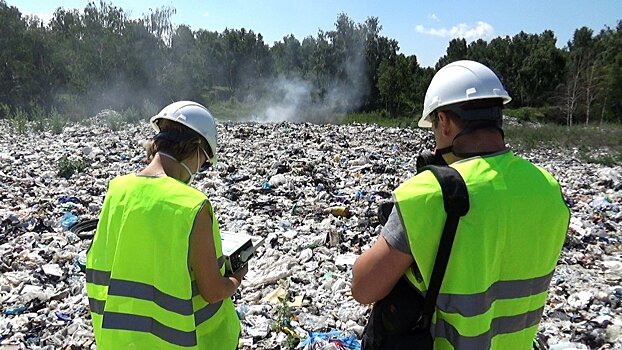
[[139, 153, 189, 182], [443, 129, 506, 164]]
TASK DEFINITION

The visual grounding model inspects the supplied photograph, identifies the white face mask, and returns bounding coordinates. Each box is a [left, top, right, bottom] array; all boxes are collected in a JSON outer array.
[[190, 147, 201, 183], [158, 151, 198, 184]]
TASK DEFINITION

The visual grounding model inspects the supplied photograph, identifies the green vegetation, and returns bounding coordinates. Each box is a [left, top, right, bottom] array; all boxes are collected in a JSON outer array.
[[4, 104, 69, 134], [30, 104, 47, 132], [343, 111, 419, 128], [208, 100, 258, 121], [504, 107, 564, 124], [121, 106, 143, 124], [342, 112, 622, 166], [101, 108, 151, 131], [0, 1, 620, 127], [49, 108, 68, 134], [8, 107, 28, 134], [505, 123, 622, 166], [105, 111, 125, 132], [270, 292, 300, 349], [57, 156, 90, 179]]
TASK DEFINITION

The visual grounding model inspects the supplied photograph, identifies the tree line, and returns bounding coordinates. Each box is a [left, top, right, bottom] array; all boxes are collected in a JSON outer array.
[[1, 0, 621, 125]]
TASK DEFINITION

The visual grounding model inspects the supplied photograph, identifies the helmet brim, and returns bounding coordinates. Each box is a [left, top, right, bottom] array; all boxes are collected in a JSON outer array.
[[418, 115, 433, 128]]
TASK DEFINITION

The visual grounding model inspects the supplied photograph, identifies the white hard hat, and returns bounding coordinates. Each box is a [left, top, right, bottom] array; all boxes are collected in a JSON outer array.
[[150, 101, 218, 165], [419, 60, 511, 128]]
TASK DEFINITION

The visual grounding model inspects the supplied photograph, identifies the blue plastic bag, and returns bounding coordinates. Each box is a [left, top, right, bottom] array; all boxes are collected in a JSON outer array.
[[299, 330, 361, 350], [61, 212, 79, 229]]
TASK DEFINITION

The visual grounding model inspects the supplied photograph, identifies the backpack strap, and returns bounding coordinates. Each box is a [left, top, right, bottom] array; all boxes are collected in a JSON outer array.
[[418, 165, 470, 329]]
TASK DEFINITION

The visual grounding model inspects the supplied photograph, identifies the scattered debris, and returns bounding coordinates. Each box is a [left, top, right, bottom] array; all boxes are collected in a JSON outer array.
[[0, 117, 620, 349]]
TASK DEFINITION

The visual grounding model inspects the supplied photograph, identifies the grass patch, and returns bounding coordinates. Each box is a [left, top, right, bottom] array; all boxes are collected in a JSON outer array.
[[505, 123, 622, 149], [503, 123, 622, 166], [207, 100, 257, 121], [342, 111, 419, 128], [342, 111, 622, 166], [57, 155, 90, 179], [30, 104, 47, 132], [9, 107, 29, 134], [104, 110, 125, 131], [48, 108, 68, 134], [504, 106, 563, 124], [122, 106, 143, 124]]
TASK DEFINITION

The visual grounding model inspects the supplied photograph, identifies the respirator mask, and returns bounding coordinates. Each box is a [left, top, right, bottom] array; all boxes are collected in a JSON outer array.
[[154, 131, 210, 184]]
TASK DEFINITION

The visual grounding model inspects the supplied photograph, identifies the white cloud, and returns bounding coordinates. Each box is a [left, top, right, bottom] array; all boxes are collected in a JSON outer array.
[[427, 13, 440, 22], [416, 21, 495, 41]]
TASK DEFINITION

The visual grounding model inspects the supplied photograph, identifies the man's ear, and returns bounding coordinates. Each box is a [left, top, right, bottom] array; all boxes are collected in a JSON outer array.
[[437, 111, 453, 136]]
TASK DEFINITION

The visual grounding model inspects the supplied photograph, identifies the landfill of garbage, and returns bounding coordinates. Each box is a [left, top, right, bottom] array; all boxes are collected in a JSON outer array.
[[0, 112, 621, 350]]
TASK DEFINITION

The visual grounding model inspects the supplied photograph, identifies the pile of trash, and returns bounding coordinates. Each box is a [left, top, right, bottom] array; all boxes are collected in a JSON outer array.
[[0, 117, 620, 349]]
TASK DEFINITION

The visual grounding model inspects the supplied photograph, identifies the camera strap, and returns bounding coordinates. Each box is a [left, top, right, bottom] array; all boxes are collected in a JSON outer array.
[[417, 165, 470, 330]]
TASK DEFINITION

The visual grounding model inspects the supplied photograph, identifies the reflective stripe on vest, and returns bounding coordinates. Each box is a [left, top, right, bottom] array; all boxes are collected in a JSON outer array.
[[394, 151, 569, 349], [433, 307, 544, 349], [87, 257, 226, 320], [86, 174, 240, 349], [436, 271, 553, 317], [102, 311, 199, 347]]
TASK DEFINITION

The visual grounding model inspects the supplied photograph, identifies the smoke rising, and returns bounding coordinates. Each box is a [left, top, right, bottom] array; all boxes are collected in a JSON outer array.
[[250, 78, 367, 124], [246, 47, 370, 124]]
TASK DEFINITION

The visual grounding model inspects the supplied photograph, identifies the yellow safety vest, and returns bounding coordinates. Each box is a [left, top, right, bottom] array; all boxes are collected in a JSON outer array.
[[86, 174, 240, 349], [394, 151, 569, 349]]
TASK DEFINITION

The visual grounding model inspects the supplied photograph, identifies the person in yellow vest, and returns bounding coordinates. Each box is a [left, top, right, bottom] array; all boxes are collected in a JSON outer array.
[[86, 101, 246, 349], [351, 61, 570, 349]]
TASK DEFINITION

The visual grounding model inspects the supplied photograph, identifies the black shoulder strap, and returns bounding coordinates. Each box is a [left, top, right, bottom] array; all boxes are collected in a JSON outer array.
[[418, 165, 470, 329]]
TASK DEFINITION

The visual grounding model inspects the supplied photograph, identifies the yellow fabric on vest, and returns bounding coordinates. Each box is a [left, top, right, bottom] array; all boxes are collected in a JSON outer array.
[[394, 151, 569, 349], [86, 174, 240, 349]]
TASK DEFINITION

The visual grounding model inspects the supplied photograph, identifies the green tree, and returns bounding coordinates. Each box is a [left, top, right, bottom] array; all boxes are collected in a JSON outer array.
[[162, 25, 200, 101], [119, 18, 163, 108], [361, 16, 399, 110], [517, 30, 565, 107], [436, 38, 467, 70], [1, 0, 621, 126], [378, 54, 409, 115], [194, 29, 228, 100], [564, 27, 597, 125], [377, 54, 431, 116], [592, 21, 622, 123], [466, 39, 490, 66], [271, 34, 303, 77], [220, 28, 272, 98], [0, 2, 58, 110]]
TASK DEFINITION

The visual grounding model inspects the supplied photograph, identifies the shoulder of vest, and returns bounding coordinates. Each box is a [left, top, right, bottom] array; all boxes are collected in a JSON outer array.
[[108, 174, 134, 187], [532, 163, 560, 183], [394, 170, 442, 201], [110, 175, 207, 200], [164, 178, 208, 199], [499, 154, 561, 186], [454, 152, 562, 191]]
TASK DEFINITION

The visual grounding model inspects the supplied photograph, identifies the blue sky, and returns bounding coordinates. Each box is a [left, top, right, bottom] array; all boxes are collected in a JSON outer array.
[[9, 0, 622, 67]]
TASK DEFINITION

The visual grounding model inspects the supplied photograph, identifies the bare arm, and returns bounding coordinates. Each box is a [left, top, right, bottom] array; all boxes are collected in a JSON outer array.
[[351, 236, 414, 304], [189, 202, 246, 304]]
